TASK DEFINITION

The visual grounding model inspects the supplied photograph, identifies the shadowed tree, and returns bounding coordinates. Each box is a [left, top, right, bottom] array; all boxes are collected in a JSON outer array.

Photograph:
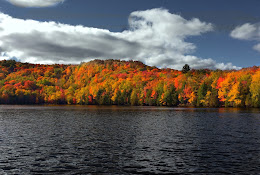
[[182, 64, 190, 74]]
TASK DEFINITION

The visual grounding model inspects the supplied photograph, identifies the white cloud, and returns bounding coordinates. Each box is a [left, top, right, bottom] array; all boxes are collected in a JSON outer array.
[[0, 8, 240, 70], [6, 0, 64, 7], [230, 23, 257, 40], [231, 23, 260, 53], [253, 43, 260, 52]]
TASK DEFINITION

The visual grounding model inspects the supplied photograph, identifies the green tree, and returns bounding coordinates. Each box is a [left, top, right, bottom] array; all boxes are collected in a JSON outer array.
[[197, 82, 207, 106], [250, 70, 260, 107], [130, 90, 138, 106]]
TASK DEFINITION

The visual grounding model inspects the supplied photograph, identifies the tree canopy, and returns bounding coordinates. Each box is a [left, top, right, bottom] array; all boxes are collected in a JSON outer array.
[[182, 64, 190, 74], [0, 59, 259, 107]]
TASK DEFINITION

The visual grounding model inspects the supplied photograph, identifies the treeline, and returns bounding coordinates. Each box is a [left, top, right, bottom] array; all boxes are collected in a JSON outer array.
[[0, 59, 259, 107]]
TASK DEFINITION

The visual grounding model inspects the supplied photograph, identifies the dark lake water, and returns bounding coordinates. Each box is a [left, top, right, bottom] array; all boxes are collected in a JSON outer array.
[[0, 106, 259, 175]]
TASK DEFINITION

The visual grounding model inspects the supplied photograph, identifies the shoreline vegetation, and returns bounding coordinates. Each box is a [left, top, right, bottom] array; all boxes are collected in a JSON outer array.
[[0, 59, 259, 108]]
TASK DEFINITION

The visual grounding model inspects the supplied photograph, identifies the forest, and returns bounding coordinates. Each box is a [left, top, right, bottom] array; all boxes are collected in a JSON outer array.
[[0, 59, 259, 107]]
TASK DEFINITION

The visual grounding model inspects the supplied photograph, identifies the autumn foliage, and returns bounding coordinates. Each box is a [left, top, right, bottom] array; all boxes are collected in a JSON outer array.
[[0, 59, 260, 107]]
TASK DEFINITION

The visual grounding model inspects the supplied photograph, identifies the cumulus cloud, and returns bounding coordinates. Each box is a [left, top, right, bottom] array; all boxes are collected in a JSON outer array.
[[231, 23, 260, 53], [230, 23, 258, 40], [6, 0, 64, 7], [0, 8, 240, 70]]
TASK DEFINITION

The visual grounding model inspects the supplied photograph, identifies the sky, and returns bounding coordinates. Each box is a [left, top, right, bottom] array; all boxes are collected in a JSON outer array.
[[0, 0, 260, 70]]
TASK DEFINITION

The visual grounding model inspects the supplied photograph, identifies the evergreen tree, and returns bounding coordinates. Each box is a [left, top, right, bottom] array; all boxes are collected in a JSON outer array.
[[182, 64, 190, 74]]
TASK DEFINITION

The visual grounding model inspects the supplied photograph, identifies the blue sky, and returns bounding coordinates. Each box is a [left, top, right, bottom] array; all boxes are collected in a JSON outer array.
[[0, 0, 259, 69]]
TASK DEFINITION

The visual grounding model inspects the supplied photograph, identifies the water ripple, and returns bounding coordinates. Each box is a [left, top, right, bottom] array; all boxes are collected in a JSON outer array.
[[0, 106, 259, 174]]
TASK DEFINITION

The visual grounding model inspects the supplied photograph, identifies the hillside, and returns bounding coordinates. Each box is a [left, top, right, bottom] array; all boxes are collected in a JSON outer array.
[[0, 59, 259, 107]]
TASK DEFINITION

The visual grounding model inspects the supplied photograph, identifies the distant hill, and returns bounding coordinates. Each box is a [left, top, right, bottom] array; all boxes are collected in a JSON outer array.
[[0, 59, 259, 107]]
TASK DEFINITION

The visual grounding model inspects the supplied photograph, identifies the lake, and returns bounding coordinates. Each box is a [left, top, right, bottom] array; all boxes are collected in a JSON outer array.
[[0, 105, 259, 174]]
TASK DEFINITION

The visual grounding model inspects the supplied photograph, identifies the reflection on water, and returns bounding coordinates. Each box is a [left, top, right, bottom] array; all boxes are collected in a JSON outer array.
[[0, 106, 259, 174]]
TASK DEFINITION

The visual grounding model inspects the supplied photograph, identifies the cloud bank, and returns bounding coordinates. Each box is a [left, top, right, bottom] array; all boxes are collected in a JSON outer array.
[[6, 0, 64, 7], [231, 23, 260, 53], [0, 8, 239, 70]]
